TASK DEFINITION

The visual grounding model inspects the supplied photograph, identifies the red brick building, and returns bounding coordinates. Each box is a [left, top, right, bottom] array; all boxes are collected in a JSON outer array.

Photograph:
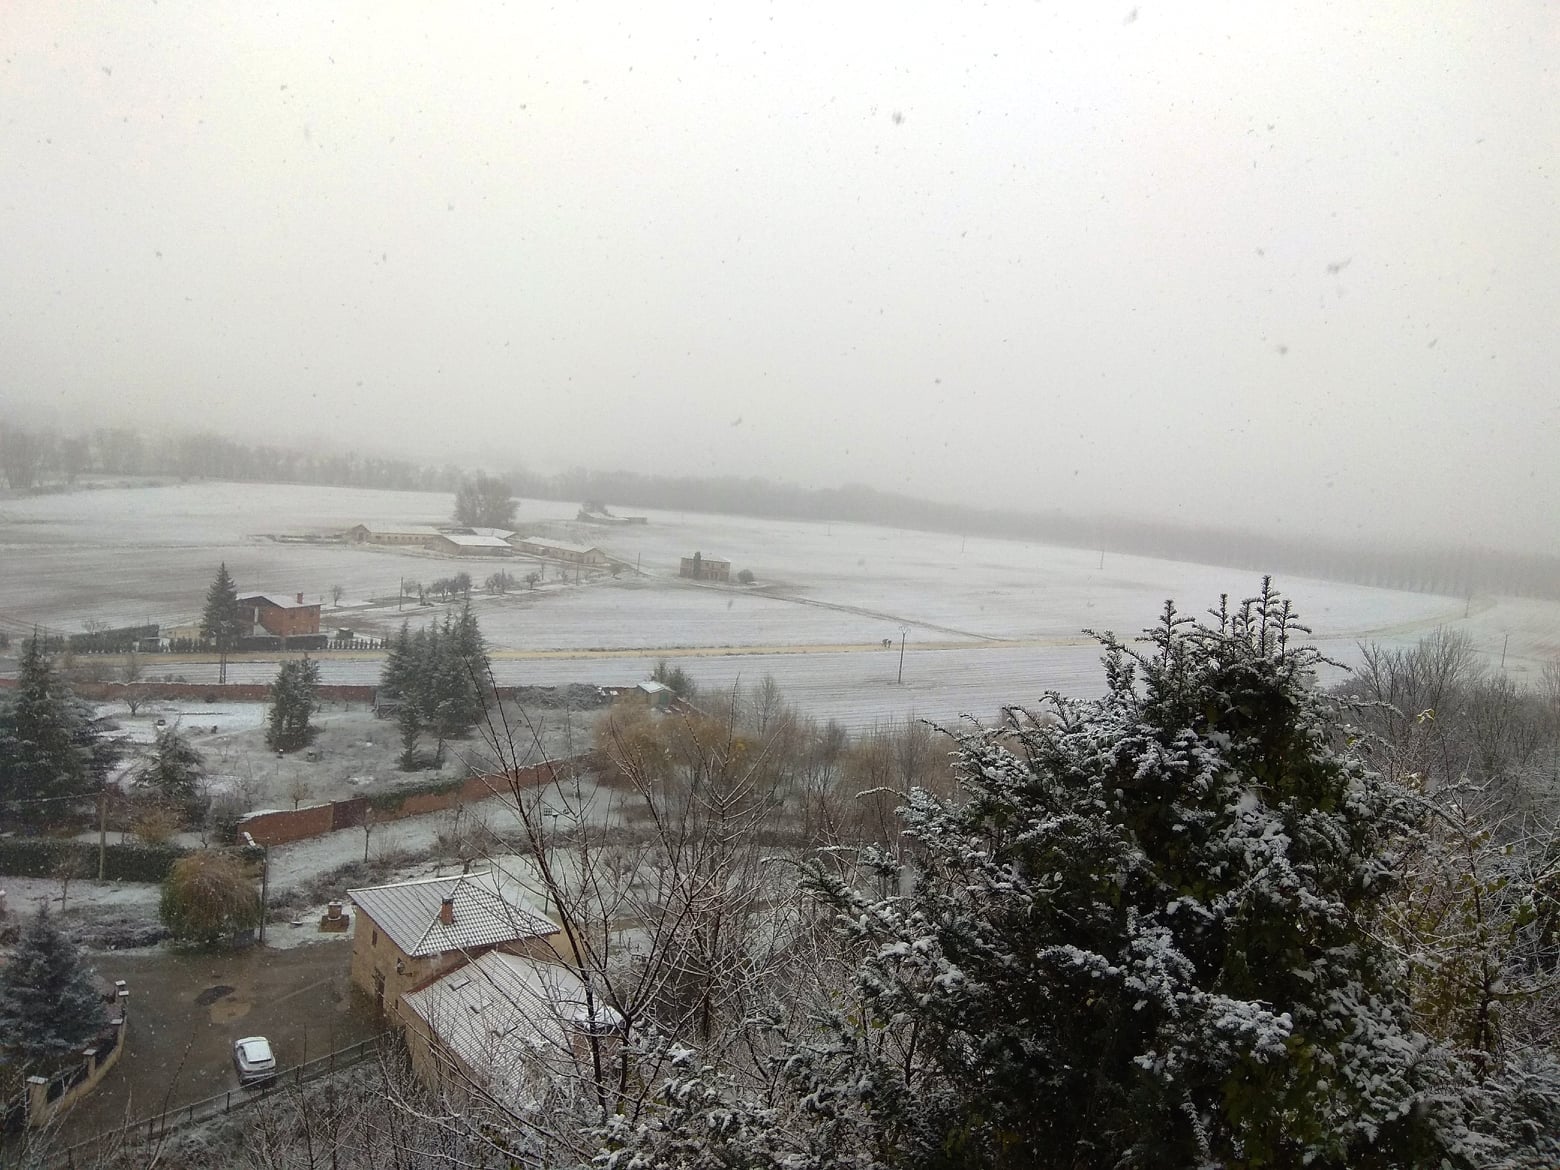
[[238, 593, 321, 638]]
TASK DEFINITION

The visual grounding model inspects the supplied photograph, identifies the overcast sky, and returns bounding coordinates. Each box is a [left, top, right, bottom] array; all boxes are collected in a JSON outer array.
[[2, 3, 1555, 551]]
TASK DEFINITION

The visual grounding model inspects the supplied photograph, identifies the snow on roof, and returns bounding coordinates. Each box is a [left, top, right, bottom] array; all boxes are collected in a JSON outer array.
[[401, 951, 624, 1103], [348, 871, 557, 958], [636, 681, 672, 694], [683, 553, 731, 565], [463, 527, 516, 539], [432, 533, 512, 549], [353, 523, 445, 536], [238, 593, 316, 610], [511, 537, 603, 555]]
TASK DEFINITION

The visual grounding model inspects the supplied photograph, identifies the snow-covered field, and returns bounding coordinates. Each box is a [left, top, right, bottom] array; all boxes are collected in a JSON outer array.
[[3, 481, 1555, 733]]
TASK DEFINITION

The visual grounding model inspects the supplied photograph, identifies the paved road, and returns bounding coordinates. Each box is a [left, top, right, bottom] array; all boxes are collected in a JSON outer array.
[[59, 939, 376, 1141]]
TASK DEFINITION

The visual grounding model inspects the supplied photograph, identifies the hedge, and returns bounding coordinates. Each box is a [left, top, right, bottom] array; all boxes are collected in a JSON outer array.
[[0, 838, 190, 883]]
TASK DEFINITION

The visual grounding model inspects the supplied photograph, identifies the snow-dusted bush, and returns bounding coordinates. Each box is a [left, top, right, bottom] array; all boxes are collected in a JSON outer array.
[[602, 582, 1514, 1169]]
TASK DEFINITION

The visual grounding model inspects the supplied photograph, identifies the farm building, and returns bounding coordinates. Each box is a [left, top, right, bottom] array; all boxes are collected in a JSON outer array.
[[679, 552, 731, 582], [427, 533, 514, 557], [343, 523, 445, 546], [576, 508, 647, 526], [625, 680, 674, 709], [399, 949, 625, 1112], [509, 536, 609, 566], [238, 592, 321, 638], [442, 526, 516, 540], [348, 871, 561, 1021]]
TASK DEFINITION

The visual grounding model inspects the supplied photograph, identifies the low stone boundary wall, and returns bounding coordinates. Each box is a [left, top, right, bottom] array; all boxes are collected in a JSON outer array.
[[25, 981, 131, 1129]]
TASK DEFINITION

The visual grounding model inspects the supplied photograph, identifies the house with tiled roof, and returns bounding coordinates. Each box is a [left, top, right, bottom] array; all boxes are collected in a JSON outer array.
[[347, 870, 560, 1019], [400, 949, 626, 1110]]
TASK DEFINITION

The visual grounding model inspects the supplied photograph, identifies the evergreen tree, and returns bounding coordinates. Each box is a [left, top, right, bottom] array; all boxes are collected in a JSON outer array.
[[380, 621, 415, 700], [266, 657, 320, 752], [0, 904, 108, 1070], [201, 562, 243, 683], [140, 724, 205, 813], [376, 608, 491, 762], [605, 583, 1476, 1169], [397, 702, 423, 771], [0, 635, 120, 825]]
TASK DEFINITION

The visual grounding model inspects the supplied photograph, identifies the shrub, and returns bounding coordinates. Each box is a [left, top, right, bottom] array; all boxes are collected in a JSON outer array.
[[160, 851, 261, 946]]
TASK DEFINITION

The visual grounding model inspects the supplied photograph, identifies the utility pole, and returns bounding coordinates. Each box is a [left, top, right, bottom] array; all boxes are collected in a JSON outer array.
[[1500, 633, 1509, 671], [398, 577, 404, 611], [242, 832, 269, 943], [897, 627, 908, 685]]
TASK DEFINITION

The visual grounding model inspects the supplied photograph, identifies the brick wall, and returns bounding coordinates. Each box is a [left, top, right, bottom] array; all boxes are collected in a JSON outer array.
[[0, 678, 380, 703], [237, 758, 578, 847], [239, 802, 336, 846]]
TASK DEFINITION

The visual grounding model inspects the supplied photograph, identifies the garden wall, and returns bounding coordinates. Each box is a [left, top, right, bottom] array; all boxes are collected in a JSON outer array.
[[0, 678, 379, 703], [235, 758, 579, 847]]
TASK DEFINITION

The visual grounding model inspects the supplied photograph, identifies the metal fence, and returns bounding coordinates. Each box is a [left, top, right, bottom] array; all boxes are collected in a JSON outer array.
[[52, 1033, 390, 1168]]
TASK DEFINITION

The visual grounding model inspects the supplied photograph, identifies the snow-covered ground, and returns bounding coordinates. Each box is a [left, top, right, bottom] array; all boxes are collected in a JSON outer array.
[[99, 699, 269, 745], [3, 482, 1555, 732]]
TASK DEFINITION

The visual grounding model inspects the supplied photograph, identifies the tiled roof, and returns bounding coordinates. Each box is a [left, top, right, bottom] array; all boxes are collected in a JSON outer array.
[[402, 951, 623, 1106], [348, 871, 557, 958], [238, 594, 316, 610]]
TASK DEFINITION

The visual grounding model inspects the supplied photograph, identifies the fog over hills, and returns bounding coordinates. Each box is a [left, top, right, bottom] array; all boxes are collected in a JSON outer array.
[[3, 3, 1556, 554]]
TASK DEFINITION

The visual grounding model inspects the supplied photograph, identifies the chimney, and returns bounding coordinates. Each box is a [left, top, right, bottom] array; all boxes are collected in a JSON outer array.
[[296, 592, 304, 604], [439, 897, 454, 926]]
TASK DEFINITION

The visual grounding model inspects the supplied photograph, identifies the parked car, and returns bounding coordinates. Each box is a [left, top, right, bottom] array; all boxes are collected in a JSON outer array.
[[233, 1036, 277, 1085]]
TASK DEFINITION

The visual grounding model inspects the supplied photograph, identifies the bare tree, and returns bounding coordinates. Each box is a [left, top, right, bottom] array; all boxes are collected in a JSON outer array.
[[431, 675, 827, 1164]]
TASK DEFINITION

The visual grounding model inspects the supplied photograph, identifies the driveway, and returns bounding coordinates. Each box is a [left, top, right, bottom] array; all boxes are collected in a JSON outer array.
[[57, 937, 377, 1141]]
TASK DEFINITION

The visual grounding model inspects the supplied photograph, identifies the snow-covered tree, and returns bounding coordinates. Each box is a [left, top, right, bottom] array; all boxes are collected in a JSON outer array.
[[201, 562, 243, 684], [139, 724, 205, 812], [377, 607, 490, 761], [452, 474, 516, 528], [0, 635, 121, 825], [603, 582, 1483, 1169], [266, 657, 320, 752], [0, 904, 108, 1070]]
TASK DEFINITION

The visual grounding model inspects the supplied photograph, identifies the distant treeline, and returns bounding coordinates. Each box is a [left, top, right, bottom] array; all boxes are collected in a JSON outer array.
[[0, 421, 465, 495], [534, 469, 1560, 602], [3, 418, 1555, 601]]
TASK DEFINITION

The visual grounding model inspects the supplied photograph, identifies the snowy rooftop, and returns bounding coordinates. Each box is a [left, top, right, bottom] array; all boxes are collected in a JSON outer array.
[[348, 871, 557, 958], [238, 593, 317, 610], [401, 950, 623, 1103], [353, 523, 445, 536], [511, 537, 603, 555], [432, 533, 512, 549]]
